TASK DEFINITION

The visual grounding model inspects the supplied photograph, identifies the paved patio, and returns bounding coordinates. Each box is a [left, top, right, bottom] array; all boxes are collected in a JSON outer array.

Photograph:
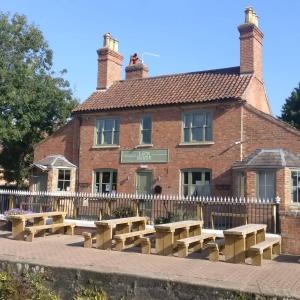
[[0, 231, 300, 299]]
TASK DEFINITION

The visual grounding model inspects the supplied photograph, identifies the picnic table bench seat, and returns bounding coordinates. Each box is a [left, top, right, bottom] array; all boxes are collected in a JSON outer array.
[[207, 239, 225, 262], [176, 233, 216, 258], [114, 228, 156, 252], [82, 232, 97, 248], [248, 236, 281, 266], [25, 222, 75, 242]]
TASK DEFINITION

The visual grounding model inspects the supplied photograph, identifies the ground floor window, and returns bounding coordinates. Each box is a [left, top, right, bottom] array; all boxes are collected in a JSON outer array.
[[291, 170, 300, 203], [256, 170, 275, 200], [57, 169, 71, 191], [94, 170, 117, 193], [182, 169, 211, 197]]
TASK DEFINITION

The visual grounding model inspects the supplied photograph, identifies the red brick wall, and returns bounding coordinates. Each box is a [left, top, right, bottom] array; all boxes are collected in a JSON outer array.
[[34, 118, 80, 166], [280, 212, 300, 255], [77, 102, 243, 195], [243, 105, 300, 160]]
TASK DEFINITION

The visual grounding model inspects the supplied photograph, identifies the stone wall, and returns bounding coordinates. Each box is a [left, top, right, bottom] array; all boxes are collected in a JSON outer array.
[[0, 260, 288, 300]]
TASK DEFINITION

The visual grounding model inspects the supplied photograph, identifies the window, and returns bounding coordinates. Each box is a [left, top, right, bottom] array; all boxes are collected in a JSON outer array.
[[140, 116, 152, 144], [182, 169, 211, 197], [57, 169, 71, 191], [257, 171, 275, 200], [291, 171, 300, 203], [183, 111, 212, 143], [94, 170, 117, 193], [235, 172, 245, 198], [96, 118, 119, 145]]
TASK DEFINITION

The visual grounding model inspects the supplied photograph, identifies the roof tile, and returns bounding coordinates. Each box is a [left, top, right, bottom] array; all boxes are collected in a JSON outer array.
[[73, 67, 252, 113]]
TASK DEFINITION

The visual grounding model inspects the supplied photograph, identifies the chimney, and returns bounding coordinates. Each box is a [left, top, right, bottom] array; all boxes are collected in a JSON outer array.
[[97, 33, 123, 90], [125, 53, 149, 80], [238, 7, 263, 82]]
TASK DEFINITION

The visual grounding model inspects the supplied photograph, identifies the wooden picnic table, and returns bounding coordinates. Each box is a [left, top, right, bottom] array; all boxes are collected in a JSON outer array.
[[8, 211, 67, 240], [223, 223, 267, 263], [155, 220, 203, 256], [95, 216, 147, 250]]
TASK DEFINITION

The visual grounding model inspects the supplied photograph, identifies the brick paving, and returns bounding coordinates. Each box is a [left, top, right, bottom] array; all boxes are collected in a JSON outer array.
[[0, 231, 300, 299]]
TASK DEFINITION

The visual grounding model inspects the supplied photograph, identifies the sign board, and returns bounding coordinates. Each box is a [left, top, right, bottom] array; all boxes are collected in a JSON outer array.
[[121, 149, 169, 164]]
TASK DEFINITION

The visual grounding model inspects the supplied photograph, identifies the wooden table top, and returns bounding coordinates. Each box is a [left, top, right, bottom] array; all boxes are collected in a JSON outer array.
[[8, 211, 67, 220], [155, 220, 203, 231], [223, 224, 267, 236], [95, 216, 147, 226]]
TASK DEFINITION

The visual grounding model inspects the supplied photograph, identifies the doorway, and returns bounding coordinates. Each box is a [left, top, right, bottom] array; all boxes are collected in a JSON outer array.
[[136, 171, 153, 195]]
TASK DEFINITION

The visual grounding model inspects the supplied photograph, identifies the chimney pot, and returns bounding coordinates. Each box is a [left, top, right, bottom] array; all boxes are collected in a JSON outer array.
[[125, 53, 148, 80]]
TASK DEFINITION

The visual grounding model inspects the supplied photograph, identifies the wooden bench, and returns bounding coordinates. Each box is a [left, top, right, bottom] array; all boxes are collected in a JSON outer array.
[[24, 223, 75, 242], [211, 212, 247, 230], [248, 236, 281, 266], [114, 228, 156, 252], [176, 233, 216, 258], [138, 235, 156, 254], [82, 232, 96, 248], [207, 238, 225, 262]]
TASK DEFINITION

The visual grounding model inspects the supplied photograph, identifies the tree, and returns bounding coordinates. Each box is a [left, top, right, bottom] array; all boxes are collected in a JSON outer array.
[[280, 82, 300, 129], [0, 13, 79, 186]]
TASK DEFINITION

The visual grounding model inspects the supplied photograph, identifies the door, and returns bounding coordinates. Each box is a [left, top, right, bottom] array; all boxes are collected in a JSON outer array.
[[136, 171, 153, 195], [33, 172, 48, 191]]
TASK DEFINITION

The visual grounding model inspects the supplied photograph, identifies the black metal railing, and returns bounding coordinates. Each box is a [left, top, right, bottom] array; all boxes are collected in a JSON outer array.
[[0, 190, 280, 233]]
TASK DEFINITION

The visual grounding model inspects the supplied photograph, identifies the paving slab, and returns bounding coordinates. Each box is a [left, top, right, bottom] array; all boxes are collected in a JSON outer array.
[[0, 231, 299, 299]]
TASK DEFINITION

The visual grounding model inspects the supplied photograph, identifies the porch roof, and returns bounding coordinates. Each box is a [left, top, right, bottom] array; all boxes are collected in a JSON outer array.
[[31, 155, 77, 171], [233, 149, 300, 169]]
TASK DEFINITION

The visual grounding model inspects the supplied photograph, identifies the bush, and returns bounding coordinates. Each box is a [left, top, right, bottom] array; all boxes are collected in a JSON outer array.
[[4, 208, 33, 218], [0, 270, 59, 300], [73, 286, 108, 300], [154, 212, 176, 224], [112, 206, 135, 218]]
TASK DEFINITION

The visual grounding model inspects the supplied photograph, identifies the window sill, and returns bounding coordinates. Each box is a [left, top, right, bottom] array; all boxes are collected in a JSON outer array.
[[92, 145, 120, 149], [178, 141, 215, 147], [135, 144, 154, 149]]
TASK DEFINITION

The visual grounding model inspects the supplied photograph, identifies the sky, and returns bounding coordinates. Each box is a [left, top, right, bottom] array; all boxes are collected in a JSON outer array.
[[1, 0, 299, 117]]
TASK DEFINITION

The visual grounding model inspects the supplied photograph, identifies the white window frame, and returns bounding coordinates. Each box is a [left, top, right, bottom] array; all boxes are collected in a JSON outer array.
[[93, 169, 117, 193], [181, 169, 211, 197], [140, 115, 152, 145], [291, 170, 300, 204], [256, 170, 276, 200], [182, 110, 213, 143], [95, 117, 120, 146], [57, 168, 71, 191]]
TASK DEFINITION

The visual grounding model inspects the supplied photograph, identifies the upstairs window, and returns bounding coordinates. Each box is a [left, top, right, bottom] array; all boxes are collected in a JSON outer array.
[[183, 111, 212, 143], [257, 171, 275, 200], [140, 115, 152, 144], [57, 169, 71, 191], [96, 118, 119, 145]]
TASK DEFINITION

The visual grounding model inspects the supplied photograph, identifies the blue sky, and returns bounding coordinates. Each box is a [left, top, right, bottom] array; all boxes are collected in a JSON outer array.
[[1, 0, 300, 116]]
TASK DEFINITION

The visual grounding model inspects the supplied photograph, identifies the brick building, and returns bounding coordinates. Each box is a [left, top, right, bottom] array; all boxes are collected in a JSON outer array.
[[31, 7, 300, 253]]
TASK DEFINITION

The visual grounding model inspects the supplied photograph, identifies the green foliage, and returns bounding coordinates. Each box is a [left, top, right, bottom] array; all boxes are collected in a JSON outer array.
[[73, 286, 108, 300], [0, 13, 79, 186], [154, 212, 176, 224], [0, 270, 59, 300], [112, 206, 135, 218], [279, 82, 300, 129]]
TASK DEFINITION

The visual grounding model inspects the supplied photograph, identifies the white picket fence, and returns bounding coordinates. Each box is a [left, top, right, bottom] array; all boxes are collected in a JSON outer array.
[[0, 189, 280, 204]]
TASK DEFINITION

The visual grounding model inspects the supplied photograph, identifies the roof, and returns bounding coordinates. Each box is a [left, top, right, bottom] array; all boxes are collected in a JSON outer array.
[[31, 155, 77, 171], [73, 67, 252, 113], [233, 149, 300, 169]]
